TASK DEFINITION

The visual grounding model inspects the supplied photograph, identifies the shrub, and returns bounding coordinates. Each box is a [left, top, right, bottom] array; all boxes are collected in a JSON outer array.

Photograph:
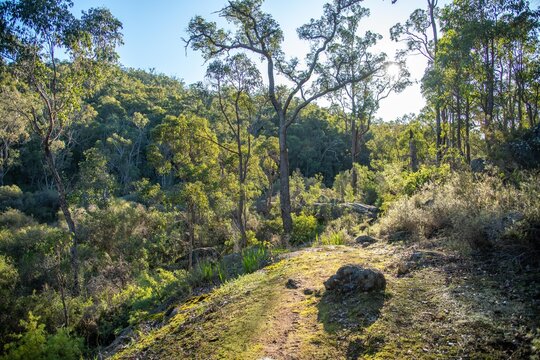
[[291, 213, 318, 245], [1, 313, 84, 360], [241, 246, 268, 274], [319, 230, 347, 246], [0, 185, 23, 211], [377, 171, 540, 262], [21, 190, 59, 223], [0, 209, 36, 229]]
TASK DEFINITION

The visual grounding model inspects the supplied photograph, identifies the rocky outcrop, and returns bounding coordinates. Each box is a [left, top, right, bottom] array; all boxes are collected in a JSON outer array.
[[324, 264, 386, 293]]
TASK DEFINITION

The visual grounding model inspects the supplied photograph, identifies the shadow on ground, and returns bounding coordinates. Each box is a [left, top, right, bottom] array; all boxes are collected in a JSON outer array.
[[317, 289, 386, 359]]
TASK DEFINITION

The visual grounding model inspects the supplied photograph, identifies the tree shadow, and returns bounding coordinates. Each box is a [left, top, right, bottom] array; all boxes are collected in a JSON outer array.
[[317, 289, 386, 359]]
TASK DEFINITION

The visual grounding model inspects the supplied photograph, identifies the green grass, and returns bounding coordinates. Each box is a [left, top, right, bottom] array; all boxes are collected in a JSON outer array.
[[112, 243, 539, 360]]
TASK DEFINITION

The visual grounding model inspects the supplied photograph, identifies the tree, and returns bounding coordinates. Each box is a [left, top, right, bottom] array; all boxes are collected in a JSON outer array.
[[148, 114, 219, 268], [391, 0, 443, 164], [0, 0, 123, 293], [206, 54, 262, 250], [329, 13, 410, 192], [186, 0, 387, 243], [0, 84, 29, 185]]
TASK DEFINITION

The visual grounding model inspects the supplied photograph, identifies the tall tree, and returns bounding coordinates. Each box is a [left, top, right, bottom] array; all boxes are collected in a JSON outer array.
[[186, 0, 386, 243], [206, 54, 261, 251], [330, 14, 410, 192], [0, 0, 122, 292], [391, 0, 443, 164]]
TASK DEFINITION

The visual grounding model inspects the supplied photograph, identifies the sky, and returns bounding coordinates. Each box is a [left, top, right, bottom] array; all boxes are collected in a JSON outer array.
[[70, 0, 451, 121]]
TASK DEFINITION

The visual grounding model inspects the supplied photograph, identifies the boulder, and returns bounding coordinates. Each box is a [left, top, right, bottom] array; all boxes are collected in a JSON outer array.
[[175, 247, 220, 269], [324, 264, 386, 293], [355, 235, 377, 247]]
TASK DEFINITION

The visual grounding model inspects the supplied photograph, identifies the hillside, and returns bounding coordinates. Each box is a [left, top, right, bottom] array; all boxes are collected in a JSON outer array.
[[112, 241, 540, 359]]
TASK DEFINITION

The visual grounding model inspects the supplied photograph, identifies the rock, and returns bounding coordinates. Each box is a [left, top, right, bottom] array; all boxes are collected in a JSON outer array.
[[324, 264, 386, 293], [387, 231, 411, 242], [286, 278, 300, 289], [303, 288, 314, 295], [471, 158, 487, 173], [221, 253, 243, 277], [355, 235, 377, 247]]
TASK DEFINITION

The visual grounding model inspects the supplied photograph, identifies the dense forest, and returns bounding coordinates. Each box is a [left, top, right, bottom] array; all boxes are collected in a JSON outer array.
[[0, 0, 539, 359]]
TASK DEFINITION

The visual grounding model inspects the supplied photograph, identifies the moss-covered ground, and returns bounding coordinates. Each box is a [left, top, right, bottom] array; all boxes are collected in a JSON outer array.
[[112, 242, 540, 359]]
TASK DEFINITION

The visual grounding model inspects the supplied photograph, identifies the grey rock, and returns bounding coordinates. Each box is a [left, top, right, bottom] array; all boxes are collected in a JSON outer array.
[[286, 278, 300, 289], [324, 264, 386, 293]]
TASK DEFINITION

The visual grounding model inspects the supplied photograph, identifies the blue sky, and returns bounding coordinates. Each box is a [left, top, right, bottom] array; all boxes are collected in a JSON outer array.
[[71, 0, 449, 121]]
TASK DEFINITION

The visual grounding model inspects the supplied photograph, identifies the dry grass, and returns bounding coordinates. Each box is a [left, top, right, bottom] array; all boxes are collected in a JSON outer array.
[[376, 171, 540, 263]]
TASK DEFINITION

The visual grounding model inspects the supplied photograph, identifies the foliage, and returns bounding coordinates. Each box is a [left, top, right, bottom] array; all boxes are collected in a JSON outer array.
[[241, 246, 269, 274], [378, 170, 540, 262], [291, 214, 319, 245], [1, 313, 84, 360]]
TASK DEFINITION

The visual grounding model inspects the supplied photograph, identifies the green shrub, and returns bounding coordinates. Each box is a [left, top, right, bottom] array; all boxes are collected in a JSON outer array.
[[241, 246, 268, 274], [197, 260, 215, 283], [1, 313, 84, 360], [319, 230, 347, 246], [0, 209, 36, 229], [291, 213, 318, 245], [0, 185, 23, 211]]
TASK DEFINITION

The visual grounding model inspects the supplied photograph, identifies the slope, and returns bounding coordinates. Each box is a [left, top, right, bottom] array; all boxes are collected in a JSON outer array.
[[112, 242, 539, 359]]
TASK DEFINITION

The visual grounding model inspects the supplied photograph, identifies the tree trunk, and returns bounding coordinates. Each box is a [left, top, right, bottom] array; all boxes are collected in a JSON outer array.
[[188, 209, 195, 270], [237, 185, 247, 250], [351, 125, 358, 195], [465, 96, 471, 164], [436, 105, 442, 164], [278, 124, 293, 246], [409, 129, 418, 172], [44, 145, 80, 295]]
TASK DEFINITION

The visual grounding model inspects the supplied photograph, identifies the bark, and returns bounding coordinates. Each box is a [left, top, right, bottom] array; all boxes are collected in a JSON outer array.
[[278, 125, 293, 244], [44, 144, 80, 295], [409, 129, 418, 172], [465, 96, 471, 164]]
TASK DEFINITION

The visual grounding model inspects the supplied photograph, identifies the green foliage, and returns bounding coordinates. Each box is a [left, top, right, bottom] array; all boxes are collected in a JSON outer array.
[[0, 185, 23, 210], [291, 214, 318, 245], [241, 247, 268, 274], [401, 164, 450, 196], [319, 230, 347, 246], [73, 147, 117, 208], [1, 313, 84, 360]]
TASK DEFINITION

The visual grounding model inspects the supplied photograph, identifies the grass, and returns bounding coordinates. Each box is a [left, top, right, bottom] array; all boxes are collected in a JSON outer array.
[[112, 242, 539, 359]]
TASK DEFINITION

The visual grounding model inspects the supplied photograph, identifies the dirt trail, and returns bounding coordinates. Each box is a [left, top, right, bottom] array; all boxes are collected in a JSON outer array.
[[113, 244, 540, 360]]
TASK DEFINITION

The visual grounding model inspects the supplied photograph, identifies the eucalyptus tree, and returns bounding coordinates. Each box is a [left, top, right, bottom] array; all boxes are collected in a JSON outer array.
[[186, 0, 387, 242], [0, 84, 29, 185], [330, 12, 410, 192], [0, 0, 123, 292], [391, 0, 443, 163], [206, 54, 261, 250], [148, 114, 219, 268]]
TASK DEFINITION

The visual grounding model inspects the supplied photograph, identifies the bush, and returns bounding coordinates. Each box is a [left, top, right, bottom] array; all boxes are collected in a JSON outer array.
[[377, 171, 540, 262], [291, 213, 318, 245], [0, 185, 23, 211], [0, 209, 36, 230], [319, 230, 347, 246], [241, 246, 268, 274], [1, 313, 84, 360], [21, 190, 59, 223]]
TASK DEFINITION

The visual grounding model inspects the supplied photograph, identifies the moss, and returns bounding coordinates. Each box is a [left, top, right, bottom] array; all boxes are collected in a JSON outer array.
[[113, 243, 538, 359]]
